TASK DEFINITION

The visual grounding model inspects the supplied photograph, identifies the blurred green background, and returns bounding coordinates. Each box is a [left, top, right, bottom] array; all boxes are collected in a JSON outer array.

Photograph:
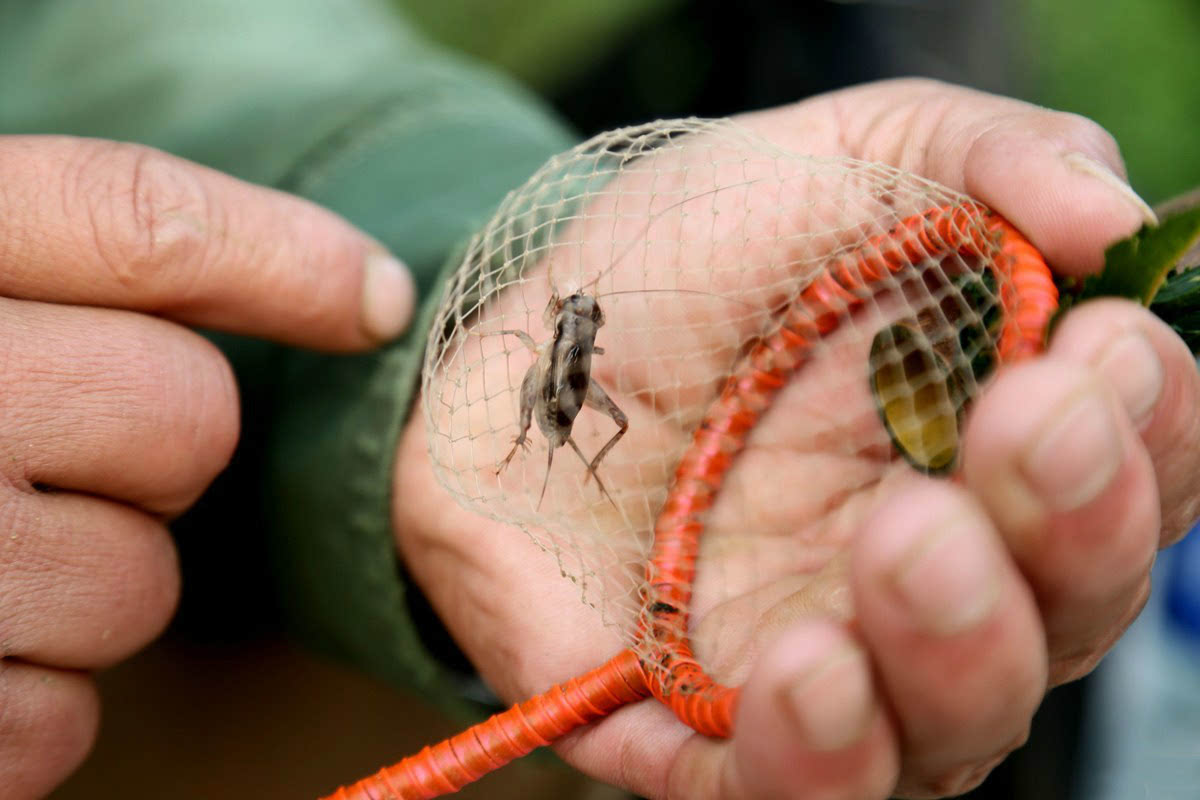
[[1024, 0, 1200, 203], [393, 0, 1200, 204]]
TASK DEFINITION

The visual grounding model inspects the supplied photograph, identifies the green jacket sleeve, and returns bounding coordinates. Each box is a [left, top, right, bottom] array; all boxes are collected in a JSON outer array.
[[0, 0, 575, 701]]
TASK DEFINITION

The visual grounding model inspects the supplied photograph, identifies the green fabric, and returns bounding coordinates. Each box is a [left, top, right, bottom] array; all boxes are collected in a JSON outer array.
[[392, 0, 683, 93], [0, 0, 575, 698]]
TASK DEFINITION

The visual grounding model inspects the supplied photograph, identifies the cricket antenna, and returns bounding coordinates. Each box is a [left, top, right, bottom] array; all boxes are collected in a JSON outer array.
[[594, 288, 759, 310], [546, 179, 761, 296]]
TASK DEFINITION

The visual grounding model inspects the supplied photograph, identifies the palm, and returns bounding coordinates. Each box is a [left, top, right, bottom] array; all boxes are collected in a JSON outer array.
[[414, 112, 966, 778]]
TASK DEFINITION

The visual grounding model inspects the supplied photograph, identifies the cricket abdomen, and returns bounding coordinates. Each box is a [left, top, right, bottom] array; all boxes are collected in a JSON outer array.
[[536, 296, 603, 444]]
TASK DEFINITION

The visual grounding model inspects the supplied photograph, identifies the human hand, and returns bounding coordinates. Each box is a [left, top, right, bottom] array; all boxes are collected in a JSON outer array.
[[393, 79, 1199, 799], [0, 136, 415, 799]]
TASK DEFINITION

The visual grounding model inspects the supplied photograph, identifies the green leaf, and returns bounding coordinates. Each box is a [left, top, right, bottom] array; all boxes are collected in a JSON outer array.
[[1149, 264, 1200, 353], [1053, 205, 1200, 339]]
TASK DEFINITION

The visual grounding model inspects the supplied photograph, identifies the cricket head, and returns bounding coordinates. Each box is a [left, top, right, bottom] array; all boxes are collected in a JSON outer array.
[[545, 291, 606, 330]]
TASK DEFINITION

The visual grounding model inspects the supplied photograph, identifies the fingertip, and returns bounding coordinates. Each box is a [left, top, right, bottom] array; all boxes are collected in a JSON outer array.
[[1047, 300, 1168, 429], [962, 114, 1151, 275], [729, 622, 898, 799], [849, 483, 1046, 795], [1046, 300, 1200, 544], [360, 248, 416, 343], [773, 633, 875, 754], [961, 357, 1160, 676], [1061, 152, 1158, 227], [961, 360, 1145, 552], [853, 484, 1004, 638], [0, 663, 99, 799]]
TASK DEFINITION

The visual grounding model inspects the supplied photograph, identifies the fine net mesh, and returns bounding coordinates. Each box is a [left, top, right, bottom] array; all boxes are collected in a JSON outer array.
[[421, 118, 1013, 670]]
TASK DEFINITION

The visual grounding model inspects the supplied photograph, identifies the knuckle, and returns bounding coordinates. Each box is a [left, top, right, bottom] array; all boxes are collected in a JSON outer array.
[[1050, 649, 1107, 686], [0, 666, 101, 799], [908, 732, 1026, 798], [919, 753, 1006, 798], [0, 493, 180, 667], [186, 336, 241, 478], [1049, 578, 1151, 685], [0, 145, 35, 270], [118, 325, 240, 508], [881, 76, 955, 99], [68, 141, 216, 294], [1148, 333, 1200, 542], [94, 520, 181, 666], [0, 502, 39, 656], [44, 679, 102, 785], [158, 333, 240, 502]]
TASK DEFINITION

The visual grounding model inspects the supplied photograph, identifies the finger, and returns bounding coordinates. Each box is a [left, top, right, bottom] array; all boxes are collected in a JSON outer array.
[[1047, 299, 1200, 544], [851, 482, 1047, 797], [717, 622, 899, 800], [0, 298, 239, 513], [0, 660, 99, 800], [747, 78, 1155, 274], [0, 489, 179, 669], [0, 135, 414, 348], [632, 623, 898, 800], [962, 357, 1160, 683]]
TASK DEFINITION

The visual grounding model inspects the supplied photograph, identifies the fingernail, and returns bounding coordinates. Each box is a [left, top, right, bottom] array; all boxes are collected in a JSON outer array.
[[892, 516, 1001, 636], [782, 644, 874, 751], [1021, 387, 1123, 512], [361, 249, 416, 341], [1093, 331, 1163, 429], [1063, 152, 1159, 227]]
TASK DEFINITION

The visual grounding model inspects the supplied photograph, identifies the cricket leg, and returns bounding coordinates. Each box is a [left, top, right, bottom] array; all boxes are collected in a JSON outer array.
[[473, 328, 539, 353], [580, 378, 629, 490], [567, 437, 617, 510], [498, 365, 538, 473]]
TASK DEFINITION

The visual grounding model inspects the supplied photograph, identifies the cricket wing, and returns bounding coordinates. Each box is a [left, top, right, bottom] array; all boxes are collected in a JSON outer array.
[[544, 338, 591, 435]]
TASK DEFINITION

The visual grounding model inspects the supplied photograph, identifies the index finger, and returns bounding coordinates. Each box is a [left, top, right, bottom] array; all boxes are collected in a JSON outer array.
[[0, 136, 414, 349]]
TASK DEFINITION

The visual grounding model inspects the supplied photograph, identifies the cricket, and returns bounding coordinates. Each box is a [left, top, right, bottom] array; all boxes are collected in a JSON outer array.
[[480, 179, 761, 511], [488, 290, 627, 509]]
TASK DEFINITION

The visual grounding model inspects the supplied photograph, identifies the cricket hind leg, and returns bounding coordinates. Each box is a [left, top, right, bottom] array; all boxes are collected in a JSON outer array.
[[567, 437, 618, 510], [577, 378, 629, 501]]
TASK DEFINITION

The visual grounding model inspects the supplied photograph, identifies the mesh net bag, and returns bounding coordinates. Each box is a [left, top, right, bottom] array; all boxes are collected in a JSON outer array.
[[420, 117, 1054, 685]]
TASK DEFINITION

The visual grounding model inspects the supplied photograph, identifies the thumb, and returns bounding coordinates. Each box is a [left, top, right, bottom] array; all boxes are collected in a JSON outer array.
[[0, 136, 415, 350], [857, 78, 1157, 275], [959, 112, 1158, 276], [750, 79, 1158, 276]]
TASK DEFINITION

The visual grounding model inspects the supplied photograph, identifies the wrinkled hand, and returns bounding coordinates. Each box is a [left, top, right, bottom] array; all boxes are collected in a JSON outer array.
[[394, 79, 1200, 799], [0, 136, 414, 798]]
